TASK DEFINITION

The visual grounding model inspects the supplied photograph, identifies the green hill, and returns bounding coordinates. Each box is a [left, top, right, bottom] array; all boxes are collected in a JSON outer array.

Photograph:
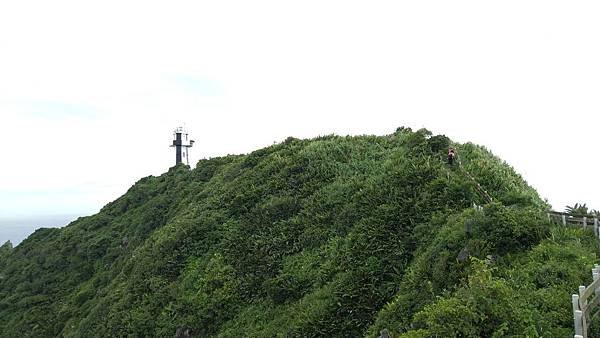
[[0, 128, 597, 337]]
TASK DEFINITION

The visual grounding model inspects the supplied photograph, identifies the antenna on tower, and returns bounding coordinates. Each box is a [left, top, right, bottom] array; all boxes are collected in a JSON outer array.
[[170, 126, 195, 166]]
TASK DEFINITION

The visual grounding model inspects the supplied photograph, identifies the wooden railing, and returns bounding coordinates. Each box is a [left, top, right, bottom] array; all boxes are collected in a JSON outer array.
[[573, 265, 600, 338], [547, 211, 599, 237], [547, 211, 600, 337]]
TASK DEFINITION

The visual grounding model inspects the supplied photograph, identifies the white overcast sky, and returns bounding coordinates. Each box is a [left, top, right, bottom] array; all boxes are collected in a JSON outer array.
[[0, 0, 598, 219]]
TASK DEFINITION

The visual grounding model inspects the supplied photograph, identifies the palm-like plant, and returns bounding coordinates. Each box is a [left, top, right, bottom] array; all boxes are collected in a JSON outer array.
[[565, 203, 589, 215]]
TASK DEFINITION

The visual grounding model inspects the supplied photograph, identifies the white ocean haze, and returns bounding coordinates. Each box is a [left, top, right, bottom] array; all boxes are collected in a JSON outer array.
[[1, 1, 599, 245], [0, 215, 81, 245]]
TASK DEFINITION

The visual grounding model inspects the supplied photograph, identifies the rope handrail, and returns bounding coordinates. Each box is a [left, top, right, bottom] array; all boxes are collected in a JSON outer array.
[[459, 166, 493, 204], [451, 157, 493, 204]]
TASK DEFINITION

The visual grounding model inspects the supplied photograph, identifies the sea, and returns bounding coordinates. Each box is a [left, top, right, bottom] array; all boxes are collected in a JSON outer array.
[[0, 214, 83, 246]]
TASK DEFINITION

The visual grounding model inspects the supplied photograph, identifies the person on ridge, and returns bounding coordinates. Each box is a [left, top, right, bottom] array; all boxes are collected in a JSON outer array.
[[448, 147, 456, 165]]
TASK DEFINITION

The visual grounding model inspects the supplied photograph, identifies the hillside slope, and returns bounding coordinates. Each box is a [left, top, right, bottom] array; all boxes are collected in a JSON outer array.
[[0, 128, 597, 337]]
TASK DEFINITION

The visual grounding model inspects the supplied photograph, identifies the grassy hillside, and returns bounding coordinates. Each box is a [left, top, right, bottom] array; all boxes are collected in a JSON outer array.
[[0, 128, 597, 337]]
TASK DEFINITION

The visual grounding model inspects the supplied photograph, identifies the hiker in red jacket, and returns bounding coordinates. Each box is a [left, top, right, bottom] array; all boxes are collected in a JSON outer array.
[[448, 148, 456, 165]]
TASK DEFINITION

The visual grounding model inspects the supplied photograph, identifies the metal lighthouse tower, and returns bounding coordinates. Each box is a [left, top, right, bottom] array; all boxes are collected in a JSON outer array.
[[171, 127, 195, 165]]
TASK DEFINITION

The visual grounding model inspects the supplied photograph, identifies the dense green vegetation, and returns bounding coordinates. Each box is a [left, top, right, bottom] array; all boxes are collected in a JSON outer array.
[[0, 241, 11, 269], [0, 128, 597, 337]]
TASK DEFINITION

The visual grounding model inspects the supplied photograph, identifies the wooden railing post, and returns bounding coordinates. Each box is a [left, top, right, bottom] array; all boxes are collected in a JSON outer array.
[[579, 284, 589, 337], [574, 294, 584, 336], [563, 214, 567, 226], [594, 266, 600, 297], [595, 218, 599, 238], [583, 217, 588, 229]]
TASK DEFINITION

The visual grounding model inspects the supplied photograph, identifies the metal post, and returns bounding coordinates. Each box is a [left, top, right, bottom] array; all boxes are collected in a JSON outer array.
[[563, 214, 567, 226], [583, 217, 587, 229]]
